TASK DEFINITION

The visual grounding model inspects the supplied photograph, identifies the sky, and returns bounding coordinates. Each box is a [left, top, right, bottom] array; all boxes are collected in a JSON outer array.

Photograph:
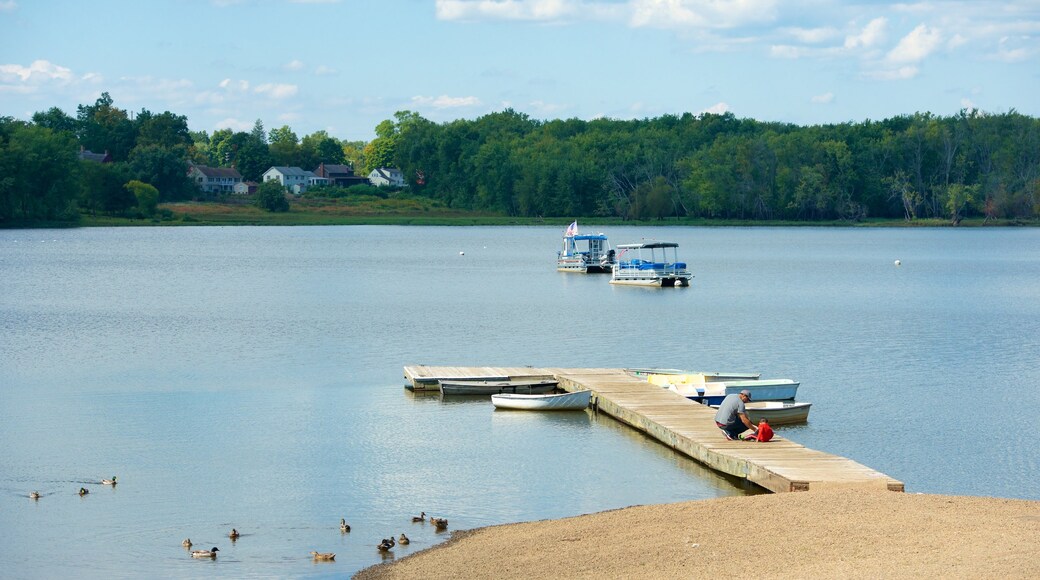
[[1, 0, 1038, 142]]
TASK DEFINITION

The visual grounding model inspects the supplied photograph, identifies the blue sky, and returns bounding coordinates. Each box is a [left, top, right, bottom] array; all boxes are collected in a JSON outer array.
[[2, 0, 1038, 141]]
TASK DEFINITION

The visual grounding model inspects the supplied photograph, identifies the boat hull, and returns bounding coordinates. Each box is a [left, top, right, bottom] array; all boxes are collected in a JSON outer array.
[[439, 380, 559, 396], [557, 259, 612, 274], [674, 379, 799, 404], [609, 274, 691, 287], [709, 401, 812, 425], [491, 390, 592, 411]]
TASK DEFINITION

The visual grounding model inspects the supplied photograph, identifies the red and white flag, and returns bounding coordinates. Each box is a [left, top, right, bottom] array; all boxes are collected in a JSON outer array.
[[564, 220, 578, 237]]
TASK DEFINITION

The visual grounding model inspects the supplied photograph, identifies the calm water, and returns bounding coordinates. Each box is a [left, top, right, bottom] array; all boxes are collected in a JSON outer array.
[[2, 225, 1038, 578]]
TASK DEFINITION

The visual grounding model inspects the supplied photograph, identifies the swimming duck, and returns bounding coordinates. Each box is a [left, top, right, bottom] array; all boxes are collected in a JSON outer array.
[[398, 533, 410, 545], [310, 551, 336, 561], [30, 491, 41, 500], [191, 547, 219, 559], [411, 511, 426, 522], [102, 476, 117, 485], [229, 528, 240, 540], [78, 487, 89, 496], [431, 517, 448, 530], [340, 518, 350, 533], [182, 538, 193, 548], [377, 537, 396, 552]]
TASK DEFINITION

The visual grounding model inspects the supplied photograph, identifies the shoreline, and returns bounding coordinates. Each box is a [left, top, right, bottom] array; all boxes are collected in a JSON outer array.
[[355, 490, 1040, 579]]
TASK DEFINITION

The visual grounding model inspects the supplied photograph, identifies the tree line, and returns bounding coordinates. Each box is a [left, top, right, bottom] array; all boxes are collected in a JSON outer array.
[[2, 92, 1038, 224], [378, 108, 1039, 223], [1, 92, 369, 223]]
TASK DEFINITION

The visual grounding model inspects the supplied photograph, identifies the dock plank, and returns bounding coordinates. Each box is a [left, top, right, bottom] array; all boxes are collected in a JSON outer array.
[[404, 366, 903, 493]]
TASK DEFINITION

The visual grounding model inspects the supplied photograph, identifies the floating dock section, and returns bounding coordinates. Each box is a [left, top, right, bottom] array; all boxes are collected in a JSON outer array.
[[404, 365, 904, 493]]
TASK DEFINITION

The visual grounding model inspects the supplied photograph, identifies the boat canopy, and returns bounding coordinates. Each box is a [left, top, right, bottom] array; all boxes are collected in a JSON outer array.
[[616, 241, 679, 249], [568, 234, 609, 241]]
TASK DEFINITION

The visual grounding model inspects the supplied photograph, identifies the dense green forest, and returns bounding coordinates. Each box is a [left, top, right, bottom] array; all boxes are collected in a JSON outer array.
[[380, 109, 1039, 223], [2, 92, 1038, 225]]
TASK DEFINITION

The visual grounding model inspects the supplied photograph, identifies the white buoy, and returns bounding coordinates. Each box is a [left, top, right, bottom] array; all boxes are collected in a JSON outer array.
[[459, 251, 465, 255], [894, 259, 901, 266]]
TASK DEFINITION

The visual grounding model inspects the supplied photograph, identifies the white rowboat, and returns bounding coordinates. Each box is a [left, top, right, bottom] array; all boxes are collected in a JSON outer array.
[[491, 390, 592, 411]]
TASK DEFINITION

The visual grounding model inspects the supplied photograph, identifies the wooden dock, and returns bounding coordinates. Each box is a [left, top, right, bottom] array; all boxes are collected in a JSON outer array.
[[403, 365, 904, 494]]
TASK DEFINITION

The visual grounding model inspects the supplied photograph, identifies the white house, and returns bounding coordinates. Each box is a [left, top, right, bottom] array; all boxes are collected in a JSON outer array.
[[368, 167, 406, 188], [262, 166, 325, 194], [233, 181, 258, 195], [189, 164, 242, 194]]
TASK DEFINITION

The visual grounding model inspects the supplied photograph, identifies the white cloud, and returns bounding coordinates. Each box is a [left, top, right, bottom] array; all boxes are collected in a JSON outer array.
[[254, 83, 298, 99], [770, 45, 807, 59], [845, 17, 887, 49], [865, 65, 919, 80], [436, 0, 581, 22], [314, 65, 336, 75], [946, 33, 968, 50], [411, 94, 482, 108], [700, 102, 729, 115], [214, 117, 253, 132], [887, 24, 941, 63], [629, 0, 777, 30], [436, 0, 775, 28], [783, 26, 839, 44], [0, 59, 73, 83], [960, 98, 977, 112], [527, 99, 567, 115], [811, 92, 834, 104], [285, 60, 305, 71], [993, 35, 1032, 62], [0, 1, 18, 12]]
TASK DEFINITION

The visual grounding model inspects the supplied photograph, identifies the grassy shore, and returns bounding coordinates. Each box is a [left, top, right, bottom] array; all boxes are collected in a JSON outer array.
[[7, 198, 1037, 228]]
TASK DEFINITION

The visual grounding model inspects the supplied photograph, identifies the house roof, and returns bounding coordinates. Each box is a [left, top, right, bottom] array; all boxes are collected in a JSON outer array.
[[192, 165, 242, 179], [267, 166, 312, 177], [316, 163, 355, 176], [78, 149, 110, 163]]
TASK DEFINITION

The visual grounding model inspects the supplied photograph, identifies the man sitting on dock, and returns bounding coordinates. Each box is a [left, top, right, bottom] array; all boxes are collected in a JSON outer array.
[[714, 389, 758, 441]]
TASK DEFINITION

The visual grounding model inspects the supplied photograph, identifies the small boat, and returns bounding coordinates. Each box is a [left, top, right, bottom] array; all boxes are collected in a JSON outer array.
[[609, 242, 692, 287], [667, 378, 799, 405], [640, 371, 761, 386], [711, 400, 812, 425], [557, 221, 615, 273], [438, 379, 559, 396], [491, 390, 592, 411]]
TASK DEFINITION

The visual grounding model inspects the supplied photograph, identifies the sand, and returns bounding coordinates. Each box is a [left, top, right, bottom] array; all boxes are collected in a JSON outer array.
[[355, 490, 1040, 579]]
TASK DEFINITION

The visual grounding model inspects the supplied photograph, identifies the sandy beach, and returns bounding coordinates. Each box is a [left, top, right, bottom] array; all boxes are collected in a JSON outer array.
[[356, 490, 1040, 579]]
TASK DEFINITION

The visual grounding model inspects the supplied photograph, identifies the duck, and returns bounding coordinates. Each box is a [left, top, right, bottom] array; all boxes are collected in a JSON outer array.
[[101, 476, 117, 485], [431, 517, 448, 530], [398, 533, 410, 545], [340, 518, 350, 533], [411, 511, 426, 523], [229, 528, 240, 540], [182, 538, 193, 548], [78, 487, 89, 496], [191, 547, 219, 559], [30, 491, 41, 500], [310, 551, 336, 561], [377, 537, 396, 552]]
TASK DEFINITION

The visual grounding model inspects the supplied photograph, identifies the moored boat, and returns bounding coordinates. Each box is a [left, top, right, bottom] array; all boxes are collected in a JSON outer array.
[[609, 242, 692, 287], [557, 221, 615, 273], [438, 379, 559, 396], [491, 390, 592, 411], [665, 378, 799, 405], [711, 400, 812, 425]]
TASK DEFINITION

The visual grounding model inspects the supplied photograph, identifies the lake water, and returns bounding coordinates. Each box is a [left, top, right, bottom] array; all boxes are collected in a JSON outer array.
[[1, 225, 1038, 578]]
